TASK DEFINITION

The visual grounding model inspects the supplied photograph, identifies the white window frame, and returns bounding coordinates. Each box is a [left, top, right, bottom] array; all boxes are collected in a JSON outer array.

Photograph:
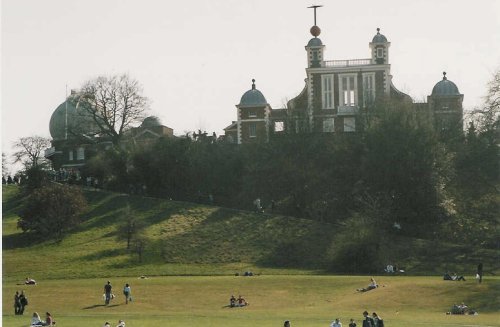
[[249, 123, 257, 138], [248, 110, 257, 118], [323, 117, 335, 133], [339, 73, 358, 107], [68, 150, 74, 161], [343, 117, 356, 132], [76, 147, 85, 160], [362, 73, 376, 107], [377, 47, 384, 58], [321, 74, 334, 109], [274, 121, 284, 132]]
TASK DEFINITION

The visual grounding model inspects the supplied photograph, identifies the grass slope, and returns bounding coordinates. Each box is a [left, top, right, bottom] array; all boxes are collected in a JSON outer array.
[[3, 185, 500, 281]]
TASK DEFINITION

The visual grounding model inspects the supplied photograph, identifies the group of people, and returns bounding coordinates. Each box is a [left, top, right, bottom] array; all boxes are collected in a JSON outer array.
[[30, 312, 55, 326], [447, 302, 477, 315], [283, 311, 383, 327], [103, 320, 125, 327], [104, 281, 132, 305], [229, 295, 248, 307], [14, 290, 28, 315]]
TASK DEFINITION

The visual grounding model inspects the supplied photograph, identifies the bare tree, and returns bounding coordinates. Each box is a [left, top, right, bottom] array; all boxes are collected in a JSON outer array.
[[12, 136, 51, 169], [73, 74, 149, 146]]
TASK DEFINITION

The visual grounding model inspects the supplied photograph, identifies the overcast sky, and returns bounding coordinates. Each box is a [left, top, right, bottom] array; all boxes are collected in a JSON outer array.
[[2, 0, 500, 173]]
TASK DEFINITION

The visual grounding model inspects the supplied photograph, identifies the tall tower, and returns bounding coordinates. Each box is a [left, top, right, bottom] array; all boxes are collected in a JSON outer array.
[[369, 28, 390, 64], [305, 5, 324, 68], [428, 72, 464, 135]]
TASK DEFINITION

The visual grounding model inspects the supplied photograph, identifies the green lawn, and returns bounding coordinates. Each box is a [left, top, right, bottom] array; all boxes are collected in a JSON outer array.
[[3, 185, 500, 326], [2, 276, 500, 327]]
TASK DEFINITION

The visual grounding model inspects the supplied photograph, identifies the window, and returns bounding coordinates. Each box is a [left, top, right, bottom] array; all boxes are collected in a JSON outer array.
[[323, 118, 335, 132], [68, 150, 74, 161], [76, 147, 85, 160], [248, 110, 256, 118], [249, 123, 257, 138], [377, 48, 384, 58], [362, 73, 376, 106], [274, 121, 284, 132], [321, 74, 334, 109], [344, 117, 356, 132], [339, 74, 357, 106]]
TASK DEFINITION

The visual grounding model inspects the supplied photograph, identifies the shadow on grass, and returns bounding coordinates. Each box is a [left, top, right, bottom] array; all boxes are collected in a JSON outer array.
[[82, 304, 107, 309], [2, 232, 48, 249], [464, 282, 500, 312]]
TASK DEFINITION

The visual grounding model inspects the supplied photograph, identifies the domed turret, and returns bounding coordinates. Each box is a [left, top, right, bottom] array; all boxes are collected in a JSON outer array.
[[432, 72, 460, 96], [369, 28, 391, 64], [239, 79, 268, 107], [372, 28, 388, 43]]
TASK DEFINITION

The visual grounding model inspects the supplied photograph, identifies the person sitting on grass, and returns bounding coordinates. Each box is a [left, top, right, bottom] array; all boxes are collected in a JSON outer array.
[[229, 295, 236, 307], [451, 273, 466, 281], [31, 312, 44, 326], [116, 320, 125, 327], [45, 312, 55, 326], [237, 295, 248, 306], [330, 318, 342, 327], [25, 277, 37, 285], [357, 278, 378, 292]]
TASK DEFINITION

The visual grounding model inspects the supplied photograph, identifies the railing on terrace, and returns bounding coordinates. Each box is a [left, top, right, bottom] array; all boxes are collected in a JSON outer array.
[[323, 58, 372, 67]]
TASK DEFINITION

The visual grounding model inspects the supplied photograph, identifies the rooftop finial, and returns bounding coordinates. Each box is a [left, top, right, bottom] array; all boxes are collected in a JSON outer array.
[[377, 27, 380, 33], [443, 71, 447, 80], [308, 5, 323, 37], [252, 79, 256, 90]]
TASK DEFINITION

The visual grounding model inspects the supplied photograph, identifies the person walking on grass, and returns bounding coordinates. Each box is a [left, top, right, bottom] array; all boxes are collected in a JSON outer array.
[[19, 290, 28, 315], [123, 283, 132, 304], [14, 291, 21, 315], [362, 311, 374, 327], [104, 281, 112, 305], [372, 312, 384, 327]]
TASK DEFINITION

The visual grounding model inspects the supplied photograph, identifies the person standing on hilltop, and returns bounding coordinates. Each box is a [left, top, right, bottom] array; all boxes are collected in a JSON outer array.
[[104, 281, 112, 305], [477, 263, 483, 283]]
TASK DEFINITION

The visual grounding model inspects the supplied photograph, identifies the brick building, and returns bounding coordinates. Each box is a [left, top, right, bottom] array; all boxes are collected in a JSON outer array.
[[225, 22, 463, 144]]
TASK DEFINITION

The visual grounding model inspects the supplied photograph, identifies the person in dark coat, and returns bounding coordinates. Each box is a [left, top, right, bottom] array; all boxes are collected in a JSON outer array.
[[18, 291, 27, 315], [477, 263, 483, 283], [14, 291, 21, 315], [362, 311, 374, 327]]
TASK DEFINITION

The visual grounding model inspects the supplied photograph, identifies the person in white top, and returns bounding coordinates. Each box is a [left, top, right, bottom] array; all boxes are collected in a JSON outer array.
[[31, 312, 43, 326], [330, 318, 342, 327], [116, 319, 126, 327]]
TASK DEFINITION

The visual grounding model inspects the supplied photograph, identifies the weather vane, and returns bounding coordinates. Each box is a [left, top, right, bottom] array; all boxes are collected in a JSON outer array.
[[307, 5, 323, 26]]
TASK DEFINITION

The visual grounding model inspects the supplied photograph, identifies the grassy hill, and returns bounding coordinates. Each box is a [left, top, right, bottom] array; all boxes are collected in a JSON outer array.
[[2, 185, 500, 327], [2, 184, 499, 282]]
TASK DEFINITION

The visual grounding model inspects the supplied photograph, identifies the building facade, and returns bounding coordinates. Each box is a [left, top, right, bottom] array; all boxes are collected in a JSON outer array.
[[226, 23, 464, 143]]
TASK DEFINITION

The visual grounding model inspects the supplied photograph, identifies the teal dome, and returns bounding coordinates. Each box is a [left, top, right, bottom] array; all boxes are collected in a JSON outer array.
[[307, 37, 323, 47], [372, 28, 388, 43], [239, 79, 268, 107], [432, 72, 460, 96], [49, 99, 98, 140], [141, 116, 162, 127]]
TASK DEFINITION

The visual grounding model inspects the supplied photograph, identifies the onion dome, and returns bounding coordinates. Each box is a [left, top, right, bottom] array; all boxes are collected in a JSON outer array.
[[372, 28, 388, 43], [141, 116, 162, 127], [432, 72, 461, 96], [239, 79, 268, 107]]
